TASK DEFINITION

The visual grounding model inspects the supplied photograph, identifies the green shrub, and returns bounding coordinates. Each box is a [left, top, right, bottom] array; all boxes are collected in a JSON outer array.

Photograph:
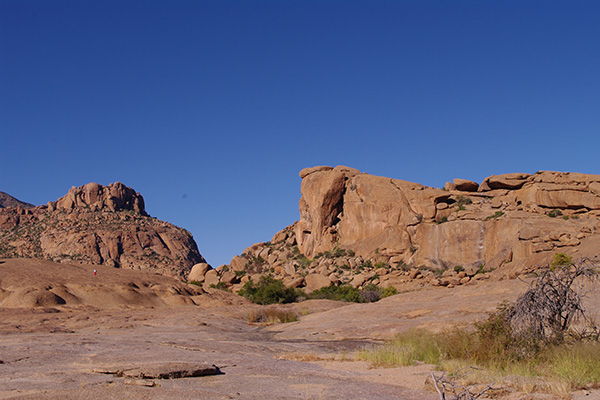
[[485, 211, 504, 220], [209, 282, 230, 291], [548, 209, 563, 218], [381, 286, 398, 298], [456, 195, 473, 211], [238, 276, 300, 305], [550, 252, 572, 270], [435, 216, 449, 224], [310, 284, 362, 303]]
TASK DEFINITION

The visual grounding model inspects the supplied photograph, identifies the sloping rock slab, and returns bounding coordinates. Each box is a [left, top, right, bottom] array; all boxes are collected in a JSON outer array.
[[95, 362, 220, 379]]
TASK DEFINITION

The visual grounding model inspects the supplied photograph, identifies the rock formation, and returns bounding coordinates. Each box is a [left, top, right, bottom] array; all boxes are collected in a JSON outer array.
[[0, 182, 205, 279], [205, 166, 600, 293], [0, 191, 34, 209]]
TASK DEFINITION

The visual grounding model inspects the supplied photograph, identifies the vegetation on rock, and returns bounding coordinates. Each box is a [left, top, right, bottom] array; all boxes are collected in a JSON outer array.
[[358, 256, 600, 393]]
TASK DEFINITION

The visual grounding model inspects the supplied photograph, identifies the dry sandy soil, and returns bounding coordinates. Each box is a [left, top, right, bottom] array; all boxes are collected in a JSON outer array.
[[1, 258, 600, 400]]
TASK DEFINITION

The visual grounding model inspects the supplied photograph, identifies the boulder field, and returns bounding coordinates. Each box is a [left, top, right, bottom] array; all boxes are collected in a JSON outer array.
[[197, 166, 600, 293]]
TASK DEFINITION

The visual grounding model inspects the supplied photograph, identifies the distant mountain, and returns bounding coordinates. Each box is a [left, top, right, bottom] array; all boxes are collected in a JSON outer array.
[[0, 191, 34, 209], [0, 182, 206, 279]]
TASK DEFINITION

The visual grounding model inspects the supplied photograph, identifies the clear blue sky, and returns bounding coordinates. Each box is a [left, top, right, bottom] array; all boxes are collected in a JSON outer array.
[[2, 0, 599, 267]]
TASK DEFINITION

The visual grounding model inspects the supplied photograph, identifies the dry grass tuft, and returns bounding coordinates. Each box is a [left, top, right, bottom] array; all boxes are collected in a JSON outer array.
[[246, 307, 298, 325]]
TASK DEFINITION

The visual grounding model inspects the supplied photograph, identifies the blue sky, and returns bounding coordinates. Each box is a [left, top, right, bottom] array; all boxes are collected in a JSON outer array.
[[1, 0, 599, 267]]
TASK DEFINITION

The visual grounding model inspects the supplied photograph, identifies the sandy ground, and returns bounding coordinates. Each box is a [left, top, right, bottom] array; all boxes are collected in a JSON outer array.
[[0, 306, 438, 400], [2, 258, 600, 399]]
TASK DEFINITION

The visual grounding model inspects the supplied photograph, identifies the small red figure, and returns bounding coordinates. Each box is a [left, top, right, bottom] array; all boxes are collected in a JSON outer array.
[[93, 269, 97, 276]]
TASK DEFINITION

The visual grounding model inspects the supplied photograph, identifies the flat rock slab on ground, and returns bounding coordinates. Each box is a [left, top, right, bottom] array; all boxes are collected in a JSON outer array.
[[94, 362, 220, 379]]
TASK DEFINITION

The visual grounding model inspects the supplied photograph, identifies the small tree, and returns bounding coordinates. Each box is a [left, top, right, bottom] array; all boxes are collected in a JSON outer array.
[[508, 255, 598, 344]]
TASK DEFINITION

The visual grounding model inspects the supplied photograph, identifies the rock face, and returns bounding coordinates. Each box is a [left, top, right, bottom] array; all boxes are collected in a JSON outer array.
[[0, 183, 205, 279], [295, 168, 600, 271], [53, 182, 146, 214], [213, 167, 600, 294]]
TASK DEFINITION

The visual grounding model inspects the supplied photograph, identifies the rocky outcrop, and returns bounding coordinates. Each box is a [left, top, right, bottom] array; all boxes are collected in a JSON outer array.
[[213, 167, 600, 294], [51, 182, 146, 214], [0, 183, 205, 279], [0, 191, 34, 209]]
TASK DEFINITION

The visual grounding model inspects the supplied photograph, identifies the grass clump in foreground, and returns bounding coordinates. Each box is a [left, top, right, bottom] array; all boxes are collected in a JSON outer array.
[[246, 307, 298, 325], [358, 256, 600, 393]]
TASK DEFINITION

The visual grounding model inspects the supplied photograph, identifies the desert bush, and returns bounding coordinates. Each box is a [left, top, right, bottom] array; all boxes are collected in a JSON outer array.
[[547, 209, 563, 218], [310, 284, 362, 303], [309, 283, 392, 303], [360, 283, 381, 303], [485, 211, 504, 220], [508, 256, 598, 344], [238, 276, 300, 305], [455, 195, 473, 211], [209, 282, 230, 291], [381, 285, 398, 298], [357, 257, 600, 393], [246, 307, 298, 324]]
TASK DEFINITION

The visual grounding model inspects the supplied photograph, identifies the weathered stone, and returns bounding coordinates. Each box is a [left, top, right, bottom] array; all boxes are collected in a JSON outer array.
[[271, 229, 287, 244], [188, 263, 211, 282], [220, 271, 237, 285], [230, 255, 247, 272], [304, 274, 331, 292], [485, 173, 532, 190], [349, 274, 366, 288], [299, 166, 333, 179], [203, 270, 219, 287], [453, 179, 479, 192], [283, 276, 304, 288]]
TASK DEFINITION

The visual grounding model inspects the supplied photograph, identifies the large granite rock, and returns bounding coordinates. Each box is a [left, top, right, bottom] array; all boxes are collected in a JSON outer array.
[[218, 166, 600, 294]]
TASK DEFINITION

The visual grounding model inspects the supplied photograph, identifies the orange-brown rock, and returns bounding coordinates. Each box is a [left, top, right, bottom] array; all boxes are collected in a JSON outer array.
[[453, 178, 479, 192], [0, 191, 34, 209], [202, 167, 600, 295], [0, 183, 205, 279], [294, 166, 600, 276]]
